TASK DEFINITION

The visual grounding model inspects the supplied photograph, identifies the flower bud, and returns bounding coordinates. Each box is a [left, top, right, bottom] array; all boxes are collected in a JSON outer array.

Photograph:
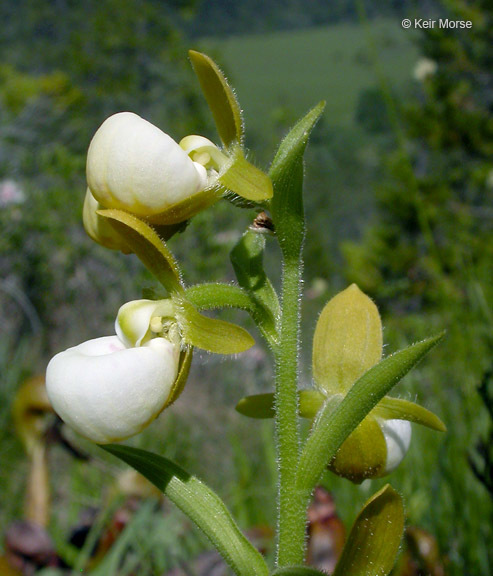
[[313, 285, 413, 483], [86, 112, 208, 223], [328, 415, 411, 483], [46, 335, 180, 443]]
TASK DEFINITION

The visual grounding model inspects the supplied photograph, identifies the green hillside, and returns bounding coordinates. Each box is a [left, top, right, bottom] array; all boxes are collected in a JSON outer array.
[[200, 19, 419, 135]]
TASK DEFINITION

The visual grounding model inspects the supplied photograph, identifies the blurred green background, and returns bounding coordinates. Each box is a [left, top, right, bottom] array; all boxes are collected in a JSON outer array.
[[1, 0, 492, 575]]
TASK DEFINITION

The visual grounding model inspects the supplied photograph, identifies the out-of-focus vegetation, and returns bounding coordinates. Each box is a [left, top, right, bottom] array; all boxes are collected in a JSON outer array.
[[1, 0, 492, 574]]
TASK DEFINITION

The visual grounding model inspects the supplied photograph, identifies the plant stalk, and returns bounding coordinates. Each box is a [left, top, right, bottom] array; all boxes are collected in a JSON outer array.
[[274, 255, 306, 566]]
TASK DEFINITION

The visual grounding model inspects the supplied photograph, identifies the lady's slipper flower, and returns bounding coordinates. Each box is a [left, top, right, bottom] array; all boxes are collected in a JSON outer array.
[[46, 334, 180, 444], [312, 284, 440, 483], [86, 112, 213, 224]]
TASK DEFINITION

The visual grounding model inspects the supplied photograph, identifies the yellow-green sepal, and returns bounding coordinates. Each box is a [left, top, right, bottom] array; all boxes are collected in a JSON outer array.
[[235, 390, 327, 419], [173, 296, 254, 354], [332, 484, 404, 576], [161, 346, 193, 410], [98, 209, 183, 294], [189, 50, 243, 149], [218, 148, 273, 202], [83, 188, 132, 253], [313, 284, 382, 395], [373, 397, 446, 432], [145, 186, 223, 226]]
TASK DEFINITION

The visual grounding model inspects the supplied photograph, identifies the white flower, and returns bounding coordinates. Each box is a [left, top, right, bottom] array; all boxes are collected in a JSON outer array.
[[86, 112, 208, 221], [46, 335, 180, 444], [378, 419, 412, 474], [414, 58, 437, 82]]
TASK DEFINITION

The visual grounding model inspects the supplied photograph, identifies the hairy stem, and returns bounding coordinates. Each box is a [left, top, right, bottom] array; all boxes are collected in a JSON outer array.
[[275, 256, 306, 566]]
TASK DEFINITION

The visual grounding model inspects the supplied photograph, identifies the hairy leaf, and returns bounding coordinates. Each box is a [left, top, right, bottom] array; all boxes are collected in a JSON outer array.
[[332, 485, 404, 576], [102, 445, 268, 576]]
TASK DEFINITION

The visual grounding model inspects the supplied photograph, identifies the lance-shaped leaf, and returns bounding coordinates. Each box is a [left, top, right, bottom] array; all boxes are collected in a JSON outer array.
[[189, 50, 243, 148], [296, 333, 444, 495], [219, 150, 273, 202], [102, 445, 268, 576], [332, 485, 404, 576], [372, 397, 446, 432], [231, 229, 280, 344], [236, 390, 328, 420], [269, 102, 325, 257], [173, 296, 254, 354], [99, 209, 182, 293]]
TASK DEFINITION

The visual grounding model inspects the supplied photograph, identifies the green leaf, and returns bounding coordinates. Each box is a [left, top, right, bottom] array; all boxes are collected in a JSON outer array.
[[174, 296, 254, 354], [269, 102, 325, 257], [102, 445, 268, 576], [332, 485, 404, 576], [189, 50, 243, 148], [372, 397, 446, 431], [272, 567, 328, 575], [219, 150, 273, 202], [236, 390, 327, 420], [231, 229, 280, 344], [296, 332, 444, 495], [98, 209, 182, 293]]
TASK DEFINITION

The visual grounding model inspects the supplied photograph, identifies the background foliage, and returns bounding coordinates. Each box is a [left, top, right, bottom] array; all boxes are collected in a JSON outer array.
[[1, 0, 491, 574]]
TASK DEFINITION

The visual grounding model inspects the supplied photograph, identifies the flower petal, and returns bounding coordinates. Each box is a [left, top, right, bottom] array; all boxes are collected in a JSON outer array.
[[379, 419, 412, 474], [87, 112, 207, 218], [46, 336, 179, 443], [115, 299, 175, 347]]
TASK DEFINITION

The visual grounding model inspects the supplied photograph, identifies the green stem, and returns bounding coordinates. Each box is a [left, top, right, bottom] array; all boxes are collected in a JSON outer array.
[[186, 283, 253, 311], [275, 256, 306, 566]]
